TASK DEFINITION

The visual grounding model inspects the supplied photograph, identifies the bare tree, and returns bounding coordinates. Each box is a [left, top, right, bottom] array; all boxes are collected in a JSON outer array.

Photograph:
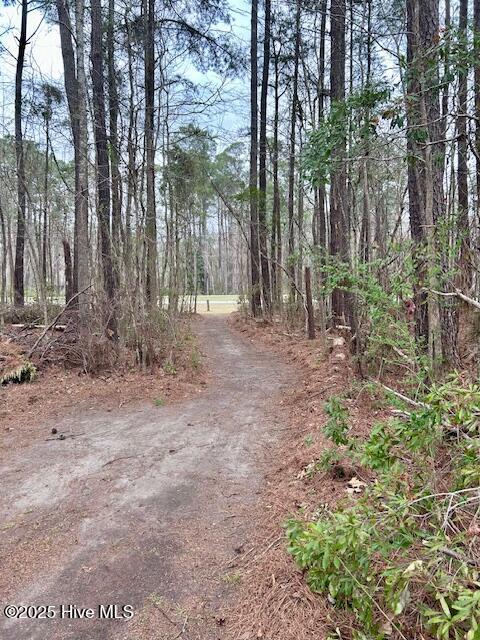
[[270, 35, 283, 309], [56, 0, 90, 312], [475, 0, 480, 229]]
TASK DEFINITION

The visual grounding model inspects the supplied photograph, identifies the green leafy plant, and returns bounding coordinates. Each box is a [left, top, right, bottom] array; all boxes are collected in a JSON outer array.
[[423, 586, 480, 640], [360, 421, 396, 471], [426, 376, 480, 435], [303, 83, 392, 187], [313, 254, 428, 385], [288, 383, 480, 639], [304, 434, 314, 447], [163, 360, 177, 375], [454, 439, 480, 489], [323, 396, 350, 445]]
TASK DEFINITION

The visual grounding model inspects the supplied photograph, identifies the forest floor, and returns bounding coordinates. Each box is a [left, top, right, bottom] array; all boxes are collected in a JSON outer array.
[[225, 316, 394, 640], [0, 315, 298, 640]]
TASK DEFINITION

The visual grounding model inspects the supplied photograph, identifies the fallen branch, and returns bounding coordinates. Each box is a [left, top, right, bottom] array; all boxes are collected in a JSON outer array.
[[390, 408, 411, 418], [308, 383, 337, 400], [369, 378, 427, 408], [28, 285, 92, 359], [428, 288, 480, 312], [151, 602, 176, 626], [39, 319, 73, 361], [440, 547, 480, 568], [45, 432, 84, 441], [11, 323, 67, 331]]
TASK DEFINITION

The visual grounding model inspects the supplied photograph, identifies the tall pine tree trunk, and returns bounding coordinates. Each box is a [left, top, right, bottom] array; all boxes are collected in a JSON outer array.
[[457, 0, 471, 289], [359, 0, 372, 264], [406, 0, 429, 347], [313, 0, 328, 338], [13, 0, 27, 306], [271, 41, 282, 309], [329, 0, 349, 323], [407, 0, 458, 368], [75, 0, 90, 318], [313, 0, 327, 258], [258, 0, 272, 313], [287, 0, 301, 302], [125, 14, 136, 273], [0, 197, 7, 304], [475, 0, 480, 237], [91, 0, 116, 333], [108, 0, 121, 288], [42, 110, 50, 286], [249, 0, 261, 316], [144, 0, 157, 306], [56, 0, 90, 312]]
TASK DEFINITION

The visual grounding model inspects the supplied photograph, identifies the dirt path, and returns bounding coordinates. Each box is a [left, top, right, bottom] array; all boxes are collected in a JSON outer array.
[[0, 316, 293, 640]]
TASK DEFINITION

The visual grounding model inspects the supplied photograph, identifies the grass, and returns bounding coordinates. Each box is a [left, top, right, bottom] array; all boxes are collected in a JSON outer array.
[[196, 294, 238, 301], [194, 294, 240, 316], [222, 572, 241, 585], [11, 294, 242, 317]]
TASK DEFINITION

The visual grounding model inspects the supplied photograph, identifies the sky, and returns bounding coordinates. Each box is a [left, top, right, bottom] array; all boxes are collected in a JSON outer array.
[[0, 6, 64, 81], [0, 0, 251, 155]]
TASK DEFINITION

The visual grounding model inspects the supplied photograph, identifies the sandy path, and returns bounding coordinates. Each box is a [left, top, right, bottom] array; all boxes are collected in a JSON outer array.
[[0, 316, 292, 640]]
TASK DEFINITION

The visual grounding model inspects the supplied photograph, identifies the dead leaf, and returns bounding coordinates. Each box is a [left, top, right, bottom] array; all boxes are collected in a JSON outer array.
[[346, 476, 367, 495]]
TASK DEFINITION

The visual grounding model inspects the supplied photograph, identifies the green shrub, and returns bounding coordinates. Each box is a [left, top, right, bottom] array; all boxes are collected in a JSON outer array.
[[324, 396, 350, 445], [288, 379, 480, 639]]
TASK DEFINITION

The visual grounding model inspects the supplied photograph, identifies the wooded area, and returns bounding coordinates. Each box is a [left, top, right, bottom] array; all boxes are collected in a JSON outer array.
[[1, 0, 480, 638], [2, 0, 480, 376]]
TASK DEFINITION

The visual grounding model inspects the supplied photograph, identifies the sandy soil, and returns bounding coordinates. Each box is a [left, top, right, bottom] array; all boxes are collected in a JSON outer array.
[[0, 316, 294, 640]]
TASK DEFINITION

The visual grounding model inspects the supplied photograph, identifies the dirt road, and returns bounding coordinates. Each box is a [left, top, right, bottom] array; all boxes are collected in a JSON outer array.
[[0, 316, 292, 640]]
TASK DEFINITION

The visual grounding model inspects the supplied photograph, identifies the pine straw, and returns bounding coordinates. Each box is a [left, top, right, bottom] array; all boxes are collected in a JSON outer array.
[[226, 315, 378, 640], [231, 550, 330, 640], [227, 315, 480, 640], [227, 511, 331, 640]]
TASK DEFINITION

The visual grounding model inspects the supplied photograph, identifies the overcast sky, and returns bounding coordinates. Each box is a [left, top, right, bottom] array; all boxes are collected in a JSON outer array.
[[0, 0, 251, 154]]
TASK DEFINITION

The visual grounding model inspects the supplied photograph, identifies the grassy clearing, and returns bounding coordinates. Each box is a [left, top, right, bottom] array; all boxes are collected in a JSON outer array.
[[195, 294, 240, 315]]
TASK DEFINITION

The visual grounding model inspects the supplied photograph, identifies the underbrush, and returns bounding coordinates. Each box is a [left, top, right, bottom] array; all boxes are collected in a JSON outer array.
[[0, 300, 201, 378], [0, 302, 64, 326], [287, 378, 480, 640]]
